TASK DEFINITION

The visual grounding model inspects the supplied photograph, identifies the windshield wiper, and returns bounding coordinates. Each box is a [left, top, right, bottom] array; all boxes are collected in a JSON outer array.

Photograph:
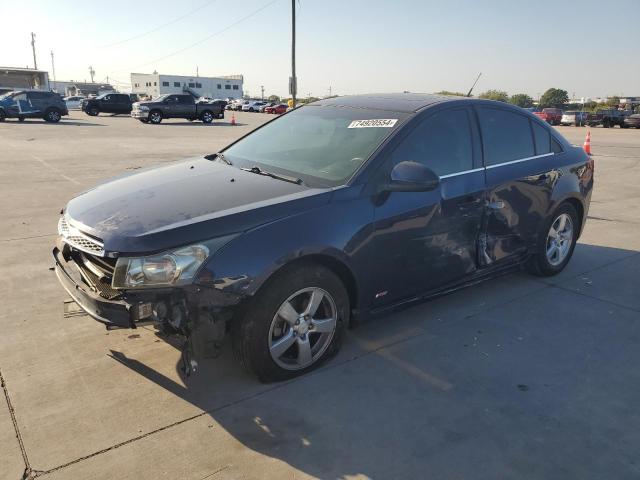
[[240, 166, 302, 185], [204, 152, 232, 165]]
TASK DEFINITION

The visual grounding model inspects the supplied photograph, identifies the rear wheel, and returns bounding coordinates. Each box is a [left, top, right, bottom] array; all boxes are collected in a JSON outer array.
[[232, 263, 349, 382], [44, 108, 61, 123], [527, 203, 579, 276]]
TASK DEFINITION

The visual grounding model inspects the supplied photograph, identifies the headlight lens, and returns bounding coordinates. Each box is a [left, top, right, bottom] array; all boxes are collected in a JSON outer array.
[[138, 105, 149, 111], [112, 237, 235, 289]]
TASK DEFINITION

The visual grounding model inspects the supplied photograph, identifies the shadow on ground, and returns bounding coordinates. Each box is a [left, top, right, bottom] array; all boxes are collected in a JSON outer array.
[[105, 243, 640, 479]]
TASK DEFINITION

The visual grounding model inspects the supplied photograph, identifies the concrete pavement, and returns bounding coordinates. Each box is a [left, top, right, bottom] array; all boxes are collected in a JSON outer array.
[[0, 112, 638, 479]]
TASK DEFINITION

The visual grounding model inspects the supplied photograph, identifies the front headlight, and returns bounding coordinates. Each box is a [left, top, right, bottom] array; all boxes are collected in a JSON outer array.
[[138, 105, 149, 111], [112, 236, 235, 289]]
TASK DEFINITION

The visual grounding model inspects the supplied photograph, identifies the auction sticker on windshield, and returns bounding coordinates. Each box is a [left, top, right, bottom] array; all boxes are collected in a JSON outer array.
[[348, 119, 398, 128]]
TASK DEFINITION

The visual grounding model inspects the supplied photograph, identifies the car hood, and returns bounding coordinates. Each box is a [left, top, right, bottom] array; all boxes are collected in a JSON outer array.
[[65, 158, 330, 255], [135, 101, 163, 107]]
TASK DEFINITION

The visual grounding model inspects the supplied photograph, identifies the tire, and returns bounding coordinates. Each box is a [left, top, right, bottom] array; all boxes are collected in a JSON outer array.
[[201, 110, 214, 123], [44, 108, 61, 123], [149, 110, 163, 124], [527, 203, 579, 277], [18, 116, 25, 122], [87, 106, 99, 116], [249, 107, 254, 112], [232, 263, 350, 382]]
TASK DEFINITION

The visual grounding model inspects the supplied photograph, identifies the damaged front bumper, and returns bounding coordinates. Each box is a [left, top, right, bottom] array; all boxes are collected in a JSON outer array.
[[54, 244, 159, 328]]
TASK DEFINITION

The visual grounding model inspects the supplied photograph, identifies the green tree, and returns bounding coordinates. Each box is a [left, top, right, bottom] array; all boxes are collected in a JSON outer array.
[[435, 90, 466, 97], [267, 95, 281, 102], [478, 89, 509, 102], [509, 93, 534, 108], [539, 88, 569, 108]]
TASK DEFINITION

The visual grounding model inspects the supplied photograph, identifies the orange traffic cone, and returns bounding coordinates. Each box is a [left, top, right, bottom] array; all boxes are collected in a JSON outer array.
[[230, 113, 236, 126], [583, 130, 592, 155]]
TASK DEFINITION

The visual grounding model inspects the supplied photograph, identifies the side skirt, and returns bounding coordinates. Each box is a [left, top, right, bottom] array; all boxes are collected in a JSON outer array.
[[368, 257, 527, 318]]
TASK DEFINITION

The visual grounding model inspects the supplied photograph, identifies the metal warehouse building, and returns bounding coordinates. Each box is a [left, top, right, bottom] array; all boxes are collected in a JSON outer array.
[[130, 72, 243, 99]]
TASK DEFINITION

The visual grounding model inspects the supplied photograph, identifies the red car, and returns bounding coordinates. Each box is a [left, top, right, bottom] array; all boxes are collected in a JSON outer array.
[[534, 108, 563, 126], [264, 103, 288, 114]]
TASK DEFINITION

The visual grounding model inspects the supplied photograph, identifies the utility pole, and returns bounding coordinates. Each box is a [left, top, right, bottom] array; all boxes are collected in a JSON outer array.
[[290, 0, 297, 107], [89, 66, 95, 83], [31, 32, 37, 69], [261, 85, 265, 100], [196, 66, 199, 77], [50, 51, 56, 91], [328, 86, 332, 97]]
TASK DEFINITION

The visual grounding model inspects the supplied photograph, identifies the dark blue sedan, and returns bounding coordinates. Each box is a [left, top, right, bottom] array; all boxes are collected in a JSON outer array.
[[53, 94, 593, 382]]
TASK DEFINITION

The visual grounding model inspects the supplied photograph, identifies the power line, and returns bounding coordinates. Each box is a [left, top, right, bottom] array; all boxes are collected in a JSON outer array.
[[99, 0, 218, 48], [118, 0, 280, 73]]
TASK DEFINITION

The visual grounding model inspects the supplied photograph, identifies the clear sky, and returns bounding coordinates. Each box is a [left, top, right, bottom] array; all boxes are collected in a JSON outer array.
[[1, 0, 638, 99]]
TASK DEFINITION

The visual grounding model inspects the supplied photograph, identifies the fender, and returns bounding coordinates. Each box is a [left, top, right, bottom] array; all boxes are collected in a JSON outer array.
[[195, 185, 375, 313]]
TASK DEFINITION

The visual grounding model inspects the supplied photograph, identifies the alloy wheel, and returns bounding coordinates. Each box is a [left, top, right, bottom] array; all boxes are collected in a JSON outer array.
[[546, 213, 574, 266], [268, 287, 337, 370]]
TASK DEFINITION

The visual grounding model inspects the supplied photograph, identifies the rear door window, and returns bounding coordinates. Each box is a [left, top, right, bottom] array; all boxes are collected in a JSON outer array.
[[477, 107, 535, 166], [531, 121, 551, 155]]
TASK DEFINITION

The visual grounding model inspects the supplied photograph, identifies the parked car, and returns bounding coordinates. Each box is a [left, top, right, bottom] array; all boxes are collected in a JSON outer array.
[[264, 103, 289, 114], [53, 94, 593, 382], [623, 114, 640, 129], [242, 101, 266, 112], [259, 102, 276, 113], [587, 109, 627, 128], [129, 93, 140, 103], [131, 93, 223, 124], [82, 93, 133, 116], [0, 90, 68, 122], [64, 96, 84, 110], [534, 108, 563, 125], [560, 111, 589, 126], [232, 101, 247, 111]]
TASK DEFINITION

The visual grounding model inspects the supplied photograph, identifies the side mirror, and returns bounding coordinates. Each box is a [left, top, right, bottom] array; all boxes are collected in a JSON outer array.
[[381, 161, 440, 193]]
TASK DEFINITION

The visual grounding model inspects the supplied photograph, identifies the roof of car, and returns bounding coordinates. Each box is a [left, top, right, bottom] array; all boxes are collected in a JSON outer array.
[[312, 93, 468, 113]]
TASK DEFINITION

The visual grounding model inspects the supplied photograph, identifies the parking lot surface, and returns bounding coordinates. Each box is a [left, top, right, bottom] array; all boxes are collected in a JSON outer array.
[[1, 112, 639, 479]]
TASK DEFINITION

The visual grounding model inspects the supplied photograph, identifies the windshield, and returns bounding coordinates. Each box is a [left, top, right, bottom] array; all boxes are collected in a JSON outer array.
[[154, 94, 170, 102], [223, 105, 408, 187]]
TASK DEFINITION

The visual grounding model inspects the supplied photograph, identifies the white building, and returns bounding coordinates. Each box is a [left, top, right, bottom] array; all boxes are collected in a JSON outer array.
[[130, 72, 243, 99], [0, 67, 49, 91]]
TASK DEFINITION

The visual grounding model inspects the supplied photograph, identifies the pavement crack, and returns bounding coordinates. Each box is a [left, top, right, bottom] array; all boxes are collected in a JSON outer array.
[[1, 368, 33, 478]]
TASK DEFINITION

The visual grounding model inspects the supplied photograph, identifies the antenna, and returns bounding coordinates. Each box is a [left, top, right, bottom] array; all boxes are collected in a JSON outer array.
[[466, 72, 482, 97]]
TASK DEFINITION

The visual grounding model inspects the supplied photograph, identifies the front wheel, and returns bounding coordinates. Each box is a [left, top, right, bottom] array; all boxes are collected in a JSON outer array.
[[232, 263, 349, 382], [527, 203, 579, 276], [201, 110, 214, 123], [148, 110, 163, 124], [87, 106, 99, 116]]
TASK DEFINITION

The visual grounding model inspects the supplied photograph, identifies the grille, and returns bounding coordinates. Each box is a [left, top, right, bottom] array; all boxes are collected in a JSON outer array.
[[66, 235, 104, 255], [70, 249, 121, 300], [58, 216, 105, 257]]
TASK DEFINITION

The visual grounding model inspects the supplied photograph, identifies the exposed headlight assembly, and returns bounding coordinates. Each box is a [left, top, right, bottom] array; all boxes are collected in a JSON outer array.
[[112, 235, 236, 289], [138, 105, 149, 111]]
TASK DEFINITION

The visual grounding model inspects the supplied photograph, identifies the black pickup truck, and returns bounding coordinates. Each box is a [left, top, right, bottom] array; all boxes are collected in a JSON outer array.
[[587, 109, 627, 128], [131, 94, 223, 124], [82, 93, 133, 116]]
